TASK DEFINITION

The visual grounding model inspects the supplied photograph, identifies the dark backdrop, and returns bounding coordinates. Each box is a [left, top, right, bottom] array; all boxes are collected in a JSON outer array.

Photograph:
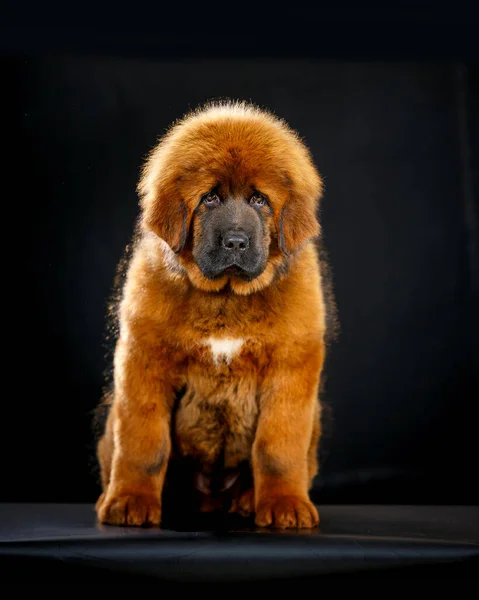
[[2, 13, 478, 505]]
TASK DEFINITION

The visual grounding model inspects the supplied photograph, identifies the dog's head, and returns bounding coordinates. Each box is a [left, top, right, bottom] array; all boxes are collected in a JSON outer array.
[[138, 101, 323, 295]]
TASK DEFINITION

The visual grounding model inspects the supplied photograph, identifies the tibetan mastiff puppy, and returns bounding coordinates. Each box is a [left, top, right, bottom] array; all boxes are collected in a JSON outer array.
[[95, 101, 334, 529]]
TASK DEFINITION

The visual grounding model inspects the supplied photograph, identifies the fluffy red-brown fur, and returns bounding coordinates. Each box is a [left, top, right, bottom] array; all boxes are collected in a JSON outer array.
[[96, 101, 329, 528]]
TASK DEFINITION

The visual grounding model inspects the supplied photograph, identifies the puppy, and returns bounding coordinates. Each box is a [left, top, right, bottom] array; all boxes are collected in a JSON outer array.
[[95, 101, 332, 528]]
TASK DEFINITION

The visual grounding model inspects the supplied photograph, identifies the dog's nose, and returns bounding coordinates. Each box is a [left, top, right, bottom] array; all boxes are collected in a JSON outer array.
[[222, 230, 249, 252]]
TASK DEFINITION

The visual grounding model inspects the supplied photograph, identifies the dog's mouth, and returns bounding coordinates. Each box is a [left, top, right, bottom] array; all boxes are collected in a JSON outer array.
[[193, 250, 267, 283], [201, 262, 260, 281], [223, 264, 252, 279]]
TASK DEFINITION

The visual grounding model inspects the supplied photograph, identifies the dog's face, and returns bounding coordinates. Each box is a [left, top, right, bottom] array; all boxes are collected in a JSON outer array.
[[192, 186, 271, 282], [138, 102, 323, 295]]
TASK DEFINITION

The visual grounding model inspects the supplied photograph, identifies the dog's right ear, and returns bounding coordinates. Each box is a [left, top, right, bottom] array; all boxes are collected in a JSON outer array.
[[138, 147, 191, 254]]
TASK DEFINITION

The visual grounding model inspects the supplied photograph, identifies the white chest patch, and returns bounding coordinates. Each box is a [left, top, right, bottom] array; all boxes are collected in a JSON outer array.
[[205, 337, 244, 365]]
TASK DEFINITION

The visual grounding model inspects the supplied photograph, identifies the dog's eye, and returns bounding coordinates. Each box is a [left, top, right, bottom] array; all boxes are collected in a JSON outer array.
[[250, 193, 266, 207], [202, 192, 221, 207]]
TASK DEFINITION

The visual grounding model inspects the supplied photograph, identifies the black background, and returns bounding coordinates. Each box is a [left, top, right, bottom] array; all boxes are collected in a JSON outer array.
[[2, 8, 478, 505]]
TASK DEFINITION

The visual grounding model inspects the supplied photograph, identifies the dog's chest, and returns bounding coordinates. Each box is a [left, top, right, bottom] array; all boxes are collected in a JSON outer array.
[[203, 337, 244, 365], [173, 355, 259, 470]]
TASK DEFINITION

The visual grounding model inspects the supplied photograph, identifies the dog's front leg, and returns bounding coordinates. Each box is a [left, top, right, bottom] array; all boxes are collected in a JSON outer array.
[[253, 347, 323, 529], [96, 336, 177, 527]]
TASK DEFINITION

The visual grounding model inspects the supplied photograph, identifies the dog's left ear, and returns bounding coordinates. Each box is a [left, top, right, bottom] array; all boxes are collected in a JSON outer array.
[[277, 167, 323, 256], [138, 147, 192, 254]]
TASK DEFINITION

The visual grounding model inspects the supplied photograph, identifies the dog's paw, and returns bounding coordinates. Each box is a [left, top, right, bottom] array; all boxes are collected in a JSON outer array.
[[97, 493, 161, 527], [255, 495, 319, 529], [229, 487, 255, 517]]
